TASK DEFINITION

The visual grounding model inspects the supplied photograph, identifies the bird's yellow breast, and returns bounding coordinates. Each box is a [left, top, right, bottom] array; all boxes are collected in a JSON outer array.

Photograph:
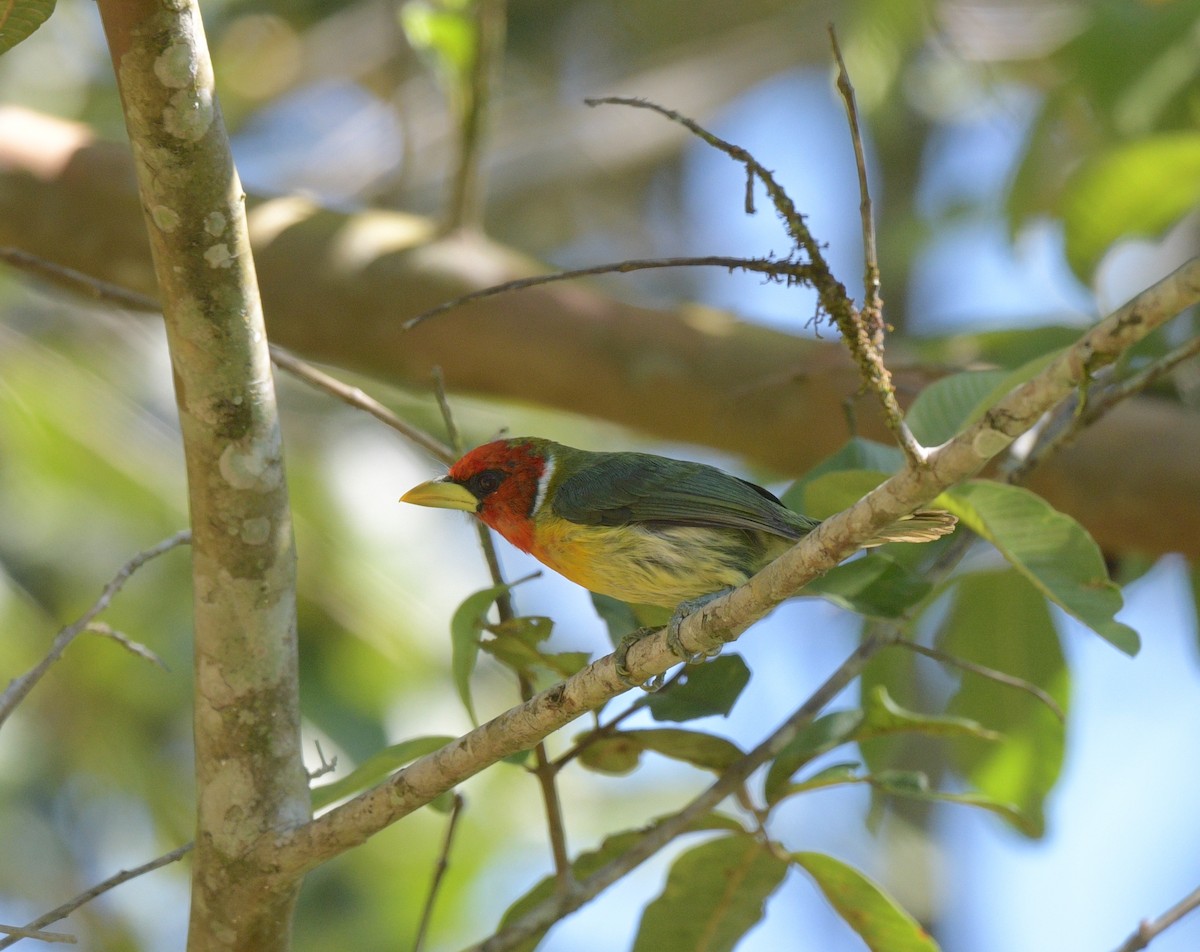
[[528, 517, 790, 608]]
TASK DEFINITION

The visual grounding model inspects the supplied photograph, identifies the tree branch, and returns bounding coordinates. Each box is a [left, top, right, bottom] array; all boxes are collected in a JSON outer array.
[[0, 844, 193, 951], [3, 108, 1199, 557], [0, 530, 190, 730], [1112, 884, 1200, 952], [94, 0, 308, 946], [262, 256, 1199, 878], [469, 628, 897, 952]]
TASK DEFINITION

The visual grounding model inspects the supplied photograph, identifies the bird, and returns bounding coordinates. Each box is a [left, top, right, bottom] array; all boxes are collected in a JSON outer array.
[[400, 437, 956, 680]]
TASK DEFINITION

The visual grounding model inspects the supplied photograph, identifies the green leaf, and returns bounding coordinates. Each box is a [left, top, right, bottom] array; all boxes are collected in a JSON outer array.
[[576, 734, 645, 775], [781, 439, 902, 512], [0, 0, 56, 55], [794, 469, 889, 519], [399, 0, 476, 81], [646, 654, 751, 722], [578, 728, 745, 776], [450, 581, 517, 724], [871, 770, 1037, 837], [860, 685, 1001, 742], [632, 728, 745, 772], [804, 551, 933, 618], [310, 735, 454, 810], [906, 370, 1010, 446], [941, 481, 1140, 654], [939, 570, 1068, 837], [783, 761, 863, 795], [590, 592, 670, 647], [633, 834, 789, 952], [765, 710, 865, 803], [591, 592, 641, 646], [765, 686, 996, 805], [499, 814, 745, 952], [1061, 132, 1200, 279], [793, 851, 940, 952]]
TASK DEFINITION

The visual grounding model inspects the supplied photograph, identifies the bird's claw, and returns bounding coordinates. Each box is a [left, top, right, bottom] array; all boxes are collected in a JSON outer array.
[[614, 627, 666, 692], [665, 589, 731, 664]]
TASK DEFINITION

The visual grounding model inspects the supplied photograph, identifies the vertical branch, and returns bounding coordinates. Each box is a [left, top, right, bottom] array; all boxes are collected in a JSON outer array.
[[445, 0, 507, 232], [828, 26, 925, 465], [95, 1, 308, 949], [828, 25, 881, 346]]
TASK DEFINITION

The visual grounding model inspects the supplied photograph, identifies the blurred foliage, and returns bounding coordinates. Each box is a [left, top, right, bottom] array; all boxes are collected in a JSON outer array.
[[0, 0, 1198, 950]]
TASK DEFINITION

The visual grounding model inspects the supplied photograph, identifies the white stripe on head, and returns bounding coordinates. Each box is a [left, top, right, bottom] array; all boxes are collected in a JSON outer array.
[[532, 449, 556, 515]]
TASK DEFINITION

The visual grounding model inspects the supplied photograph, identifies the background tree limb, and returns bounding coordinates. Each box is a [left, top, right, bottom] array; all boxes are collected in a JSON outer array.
[[2, 107, 1198, 557]]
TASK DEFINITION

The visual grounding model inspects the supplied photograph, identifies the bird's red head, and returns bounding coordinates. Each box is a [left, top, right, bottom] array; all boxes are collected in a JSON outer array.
[[440, 437, 551, 551]]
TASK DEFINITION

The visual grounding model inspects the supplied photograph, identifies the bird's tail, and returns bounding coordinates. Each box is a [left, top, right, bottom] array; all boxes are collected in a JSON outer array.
[[865, 509, 959, 546]]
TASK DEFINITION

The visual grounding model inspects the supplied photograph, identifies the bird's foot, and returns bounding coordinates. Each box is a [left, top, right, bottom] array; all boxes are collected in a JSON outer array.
[[614, 627, 666, 692], [666, 589, 732, 664], [614, 589, 732, 692]]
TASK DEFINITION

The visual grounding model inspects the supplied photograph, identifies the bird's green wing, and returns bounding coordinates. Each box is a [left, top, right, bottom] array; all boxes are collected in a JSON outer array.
[[550, 451, 817, 539]]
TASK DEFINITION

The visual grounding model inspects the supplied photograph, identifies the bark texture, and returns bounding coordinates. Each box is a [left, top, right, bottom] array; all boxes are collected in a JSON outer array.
[[93, 7, 307, 950]]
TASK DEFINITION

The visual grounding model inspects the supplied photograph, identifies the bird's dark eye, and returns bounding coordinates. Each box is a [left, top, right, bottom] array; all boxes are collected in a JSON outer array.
[[470, 469, 504, 498]]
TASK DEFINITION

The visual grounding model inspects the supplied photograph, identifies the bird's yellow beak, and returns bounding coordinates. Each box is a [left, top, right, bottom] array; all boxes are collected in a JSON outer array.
[[399, 477, 480, 513]]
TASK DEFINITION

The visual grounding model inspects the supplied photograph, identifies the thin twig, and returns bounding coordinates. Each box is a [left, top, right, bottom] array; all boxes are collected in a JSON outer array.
[[1112, 884, 1200, 952], [0, 843, 193, 951], [412, 793, 466, 952], [468, 629, 898, 952], [269, 345, 455, 464], [550, 668, 686, 771], [827, 30, 924, 464], [0, 246, 457, 466], [430, 373, 572, 890], [0, 247, 159, 312], [0, 530, 191, 730], [443, 0, 506, 233], [1007, 334, 1200, 483], [402, 255, 812, 329], [0, 924, 75, 944], [828, 25, 881, 346], [82, 621, 169, 671], [307, 739, 338, 781], [585, 95, 926, 465], [897, 640, 1065, 723]]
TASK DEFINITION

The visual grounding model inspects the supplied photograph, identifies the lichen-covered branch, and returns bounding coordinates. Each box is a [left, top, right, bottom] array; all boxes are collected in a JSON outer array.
[[95, 1, 307, 948]]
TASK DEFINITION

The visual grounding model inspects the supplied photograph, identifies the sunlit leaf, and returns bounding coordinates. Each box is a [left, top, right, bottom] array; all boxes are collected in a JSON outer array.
[[794, 469, 889, 519], [906, 370, 1009, 446], [939, 570, 1067, 838], [793, 851, 939, 951], [942, 481, 1139, 654], [646, 654, 751, 722], [310, 735, 454, 810], [781, 439, 902, 512], [1062, 132, 1200, 279], [0, 0, 56, 55], [633, 834, 788, 952]]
